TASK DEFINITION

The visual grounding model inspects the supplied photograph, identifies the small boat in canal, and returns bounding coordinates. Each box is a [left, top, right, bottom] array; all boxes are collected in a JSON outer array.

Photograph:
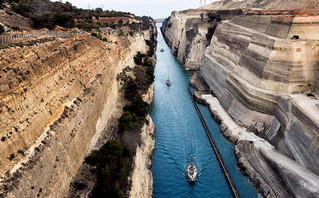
[[160, 48, 164, 52], [186, 131, 198, 182], [166, 66, 171, 86]]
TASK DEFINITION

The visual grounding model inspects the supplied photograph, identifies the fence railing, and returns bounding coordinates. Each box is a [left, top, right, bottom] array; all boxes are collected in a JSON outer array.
[[0, 30, 86, 45]]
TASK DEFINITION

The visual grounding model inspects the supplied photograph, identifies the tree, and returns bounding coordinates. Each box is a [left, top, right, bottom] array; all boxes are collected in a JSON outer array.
[[95, 7, 103, 13], [207, 13, 221, 22], [86, 140, 130, 198], [58, 12, 75, 28], [119, 111, 141, 130], [125, 93, 150, 118]]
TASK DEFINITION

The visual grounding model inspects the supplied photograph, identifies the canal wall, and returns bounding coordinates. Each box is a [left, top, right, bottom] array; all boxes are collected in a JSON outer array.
[[161, 1, 319, 197], [0, 18, 156, 198], [194, 91, 319, 197], [129, 84, 155, 198]]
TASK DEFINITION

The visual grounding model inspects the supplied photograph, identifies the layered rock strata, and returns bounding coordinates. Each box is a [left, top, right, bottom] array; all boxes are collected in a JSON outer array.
[[129, 112, 155, 197], [0, 23, 155, 197], [162, 1, 319, 196], [194, 91, 319, 197], [129, 50, 156, 198]]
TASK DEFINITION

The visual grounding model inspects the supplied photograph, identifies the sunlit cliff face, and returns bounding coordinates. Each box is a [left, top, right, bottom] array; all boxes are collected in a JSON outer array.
[[0, 21, 156, 197], [161, 5, 319, 197]]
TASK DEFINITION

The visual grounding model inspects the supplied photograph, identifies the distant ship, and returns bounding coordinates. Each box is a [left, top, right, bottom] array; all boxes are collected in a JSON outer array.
[[186, 131, 198, 182], [160, 48, 164, 52]]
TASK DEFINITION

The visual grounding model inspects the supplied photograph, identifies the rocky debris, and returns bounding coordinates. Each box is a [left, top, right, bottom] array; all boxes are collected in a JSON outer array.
[[235, 140, 292, 197]]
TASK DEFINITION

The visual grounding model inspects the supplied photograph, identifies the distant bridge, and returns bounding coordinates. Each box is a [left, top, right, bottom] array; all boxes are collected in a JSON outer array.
[[154, 18, 166, 23]]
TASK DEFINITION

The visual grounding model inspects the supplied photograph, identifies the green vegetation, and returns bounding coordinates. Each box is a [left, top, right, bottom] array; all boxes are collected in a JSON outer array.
[[9, 153, 15, 161], [85, 140, 131, 198], [186, 29, 197, 42], [131, 52, 155, 94], [133, 51, 147, 65], [206, 25, 217, 46], [119, 111, 141, 131], [91, 32, 107, 41], [85, 23, 156, 198], [124, 93, 150, 119], [0, 24, 4, 35], [207, 13, 222, 22], [4, 0, 131, 30]]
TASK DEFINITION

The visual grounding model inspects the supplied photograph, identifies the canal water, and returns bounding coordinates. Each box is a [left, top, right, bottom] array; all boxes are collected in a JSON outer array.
[[151, 23, 259, 198]]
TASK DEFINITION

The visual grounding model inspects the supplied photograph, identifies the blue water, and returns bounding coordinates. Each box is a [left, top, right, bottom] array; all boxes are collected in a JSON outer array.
[[151, 24, 259, 198]]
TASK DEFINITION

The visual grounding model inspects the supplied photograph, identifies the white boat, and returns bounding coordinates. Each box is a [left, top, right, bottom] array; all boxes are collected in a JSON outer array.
[[186, 131, 198, 182], [166, 66, 171, 86], [160, 48, 164, 52]]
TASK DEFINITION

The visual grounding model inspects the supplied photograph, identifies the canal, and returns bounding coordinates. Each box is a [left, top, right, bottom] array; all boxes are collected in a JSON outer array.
[[150, 23, 259, 198]]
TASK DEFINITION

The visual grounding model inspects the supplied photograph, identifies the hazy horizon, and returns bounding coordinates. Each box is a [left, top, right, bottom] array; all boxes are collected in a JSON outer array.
[[57, 0, 217, 18]]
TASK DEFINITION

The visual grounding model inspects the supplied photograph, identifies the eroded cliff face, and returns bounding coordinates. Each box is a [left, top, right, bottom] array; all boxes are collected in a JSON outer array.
[[129, 85, 155, 197], [0, 22, 155, 197], [162, 2, 319, 197]]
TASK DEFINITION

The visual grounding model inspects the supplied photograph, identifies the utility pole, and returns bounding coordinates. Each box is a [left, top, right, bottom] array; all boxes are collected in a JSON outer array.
[[199, 0, 202, 7]]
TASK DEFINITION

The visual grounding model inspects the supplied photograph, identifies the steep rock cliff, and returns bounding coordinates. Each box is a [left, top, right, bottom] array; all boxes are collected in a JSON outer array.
[[0, 23, 155, 197], [162, 1, 319, 196]]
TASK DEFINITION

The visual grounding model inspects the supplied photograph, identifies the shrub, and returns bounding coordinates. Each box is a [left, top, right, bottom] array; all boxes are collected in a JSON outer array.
[[124, 93, 150, 118], [0, 24, 4, 35], [91, 32, 107, 41], [76, 20, 96, 31], [200, 13, 204, 21], [58, 12, 75, 28], [133, 51, 145, 65], [9, 0, 132, 30], [207, 13, 221, 22], [9, 153, 15, 161], [118, 29, 124, 36], [85, 140, 131, 198], [205, 25, 217, 45], [118, 111, 141, 131], [123, 77, 138, 100], [186, 29, 197, 41]]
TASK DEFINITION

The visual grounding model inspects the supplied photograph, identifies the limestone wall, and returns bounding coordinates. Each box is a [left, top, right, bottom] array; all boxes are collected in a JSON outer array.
[[202, 0, 319, 10], [129, 84, 155, 197], [162, 11, 211, 70], [162, 8, 319, 197], [0, 24, 154, 197]]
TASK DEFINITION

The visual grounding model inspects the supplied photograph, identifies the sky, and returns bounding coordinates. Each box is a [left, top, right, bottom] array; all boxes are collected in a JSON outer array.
[[61, 0, 217, 18]]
